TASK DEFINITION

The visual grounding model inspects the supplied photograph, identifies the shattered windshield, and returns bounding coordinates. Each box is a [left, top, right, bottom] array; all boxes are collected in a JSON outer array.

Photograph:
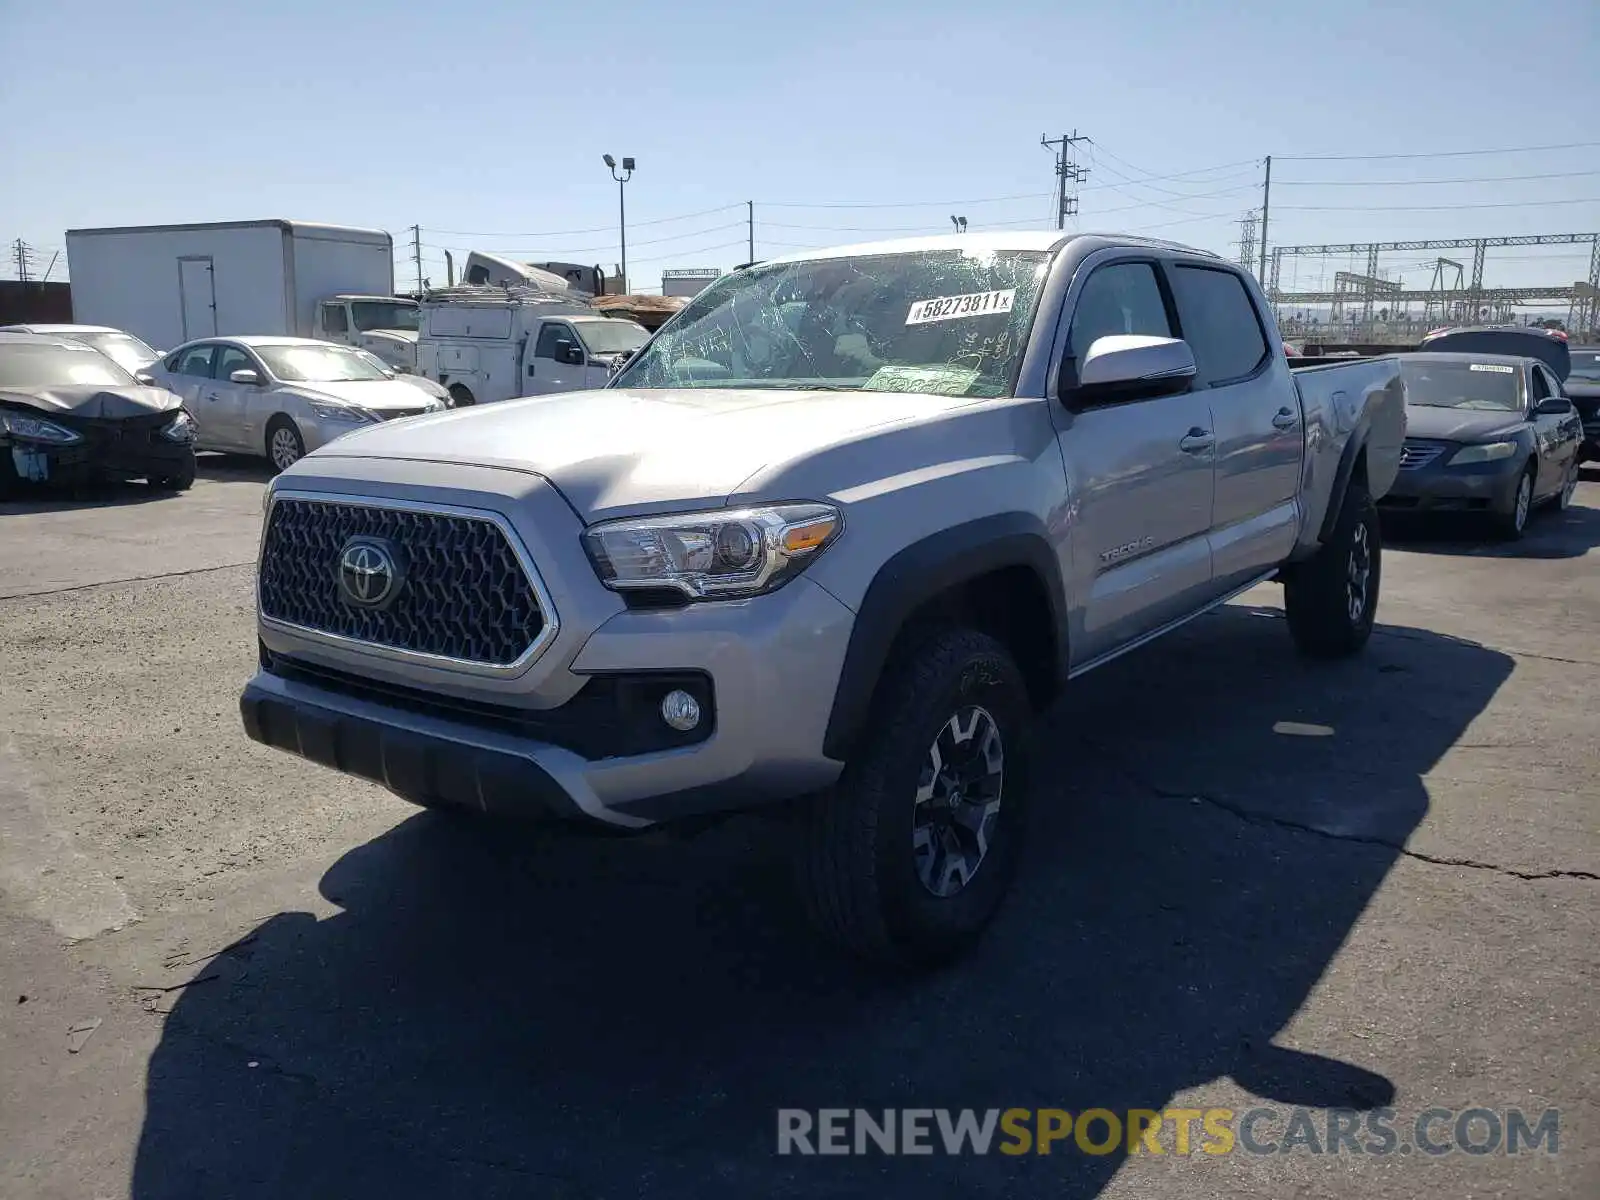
[[612, 248, 1052, 397]]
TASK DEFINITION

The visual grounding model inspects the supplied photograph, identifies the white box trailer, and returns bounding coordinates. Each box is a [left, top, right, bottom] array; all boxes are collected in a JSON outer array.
[[64, 219, 397, 353]]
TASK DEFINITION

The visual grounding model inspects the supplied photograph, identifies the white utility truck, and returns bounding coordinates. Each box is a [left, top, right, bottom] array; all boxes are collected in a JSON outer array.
[[63, 219, 420, 370], [417, 284, 649, 406]]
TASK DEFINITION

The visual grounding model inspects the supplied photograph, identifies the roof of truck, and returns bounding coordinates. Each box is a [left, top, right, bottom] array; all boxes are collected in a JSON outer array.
[[0, 323, 125, 335], [65, 219, 390, 243], [760, 230, 1218, 265], [173, 335, 334, 348]]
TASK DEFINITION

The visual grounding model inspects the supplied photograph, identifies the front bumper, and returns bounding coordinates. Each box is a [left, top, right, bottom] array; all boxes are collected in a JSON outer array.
[[1378, 443, 1525, 514], [4, 414, 194, 486]]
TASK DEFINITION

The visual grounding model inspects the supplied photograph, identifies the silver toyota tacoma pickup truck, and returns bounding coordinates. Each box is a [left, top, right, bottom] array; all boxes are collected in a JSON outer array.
[[240, 232, 1405, 966]]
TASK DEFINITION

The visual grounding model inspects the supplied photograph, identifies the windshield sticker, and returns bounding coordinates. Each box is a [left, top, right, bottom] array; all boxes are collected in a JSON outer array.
[[863, 364, 981, 395], [1469, 363, 1516, 374], [905, 289, 1016, 325]]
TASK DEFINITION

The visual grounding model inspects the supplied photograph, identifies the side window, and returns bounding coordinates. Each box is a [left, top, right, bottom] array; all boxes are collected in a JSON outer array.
[[215, 346, 255, 381], [1528, 367, 1550, 401], [174, 345, 216, 378], [321, 304, 349, 335], [1067, 261, 1172, 361], [535, 323, 571, 359], [1169, 265, 1269, 386]]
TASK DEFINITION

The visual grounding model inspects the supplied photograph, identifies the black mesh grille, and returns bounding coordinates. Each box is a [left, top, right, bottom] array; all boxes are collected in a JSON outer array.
[[259, 498, 545, 666]]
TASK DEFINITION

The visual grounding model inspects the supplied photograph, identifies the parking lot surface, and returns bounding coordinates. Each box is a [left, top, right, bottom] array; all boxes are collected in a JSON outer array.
[[2, 457, 1596, 1199]]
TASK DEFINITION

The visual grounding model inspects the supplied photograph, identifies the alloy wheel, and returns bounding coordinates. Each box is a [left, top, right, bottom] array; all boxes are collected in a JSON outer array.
[[912, 705, 1005, 898], [270, 427, 302, 471], [1346, 521, 1372, 624]]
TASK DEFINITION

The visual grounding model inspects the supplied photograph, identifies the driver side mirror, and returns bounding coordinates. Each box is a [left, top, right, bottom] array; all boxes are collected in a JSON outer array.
[[1064, 335, 1197, 407], [229, 369, 261, 386], [556, 340, 585, 366], [1534, 396, 1572, 415]]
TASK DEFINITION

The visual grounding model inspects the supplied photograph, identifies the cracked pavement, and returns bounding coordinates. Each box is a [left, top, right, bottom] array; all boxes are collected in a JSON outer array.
[[1, 458, 1596, 1199]]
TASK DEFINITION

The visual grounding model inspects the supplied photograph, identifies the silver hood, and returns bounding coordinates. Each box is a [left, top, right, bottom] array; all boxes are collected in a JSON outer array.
[[280, 379, 442, 412], [0, 384, 182, 420], [306, 386, 981, 516]]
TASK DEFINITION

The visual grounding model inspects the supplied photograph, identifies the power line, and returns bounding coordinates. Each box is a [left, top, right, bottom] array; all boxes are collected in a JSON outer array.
[[1277, 140, 1600, 162], [758, 191, 1052, 211], [1276, 169, 1600, 187], [423, 203, 744, 239], [1277, 196, 1600, 212]]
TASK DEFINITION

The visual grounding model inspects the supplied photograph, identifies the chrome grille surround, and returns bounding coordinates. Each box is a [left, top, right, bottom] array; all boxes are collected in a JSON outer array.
[[257, 491, 559, 678], [1399, 440, 1449, 471]]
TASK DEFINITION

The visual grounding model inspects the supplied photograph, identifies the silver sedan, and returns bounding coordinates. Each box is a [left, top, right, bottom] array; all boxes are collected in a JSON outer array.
[[148, 336, 446, 472]]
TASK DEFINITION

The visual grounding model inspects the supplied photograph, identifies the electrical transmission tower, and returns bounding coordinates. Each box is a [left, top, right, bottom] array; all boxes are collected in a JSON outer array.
[[1236, 211, 1258, 279], [1041, 131, 1090, 230], [12, 238, 36, 282]]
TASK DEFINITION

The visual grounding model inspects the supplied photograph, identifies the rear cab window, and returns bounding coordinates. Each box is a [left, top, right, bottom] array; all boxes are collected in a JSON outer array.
[[1168, 265, 1269, 386]]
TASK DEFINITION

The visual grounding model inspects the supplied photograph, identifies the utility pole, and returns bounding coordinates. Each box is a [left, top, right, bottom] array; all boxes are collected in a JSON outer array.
[[747, 200, 754, 264], [1040, 131, 1090, 230], [410, 225, 424, 295], [1257, 156, 1272, 292], [12, 238, 35, 283]]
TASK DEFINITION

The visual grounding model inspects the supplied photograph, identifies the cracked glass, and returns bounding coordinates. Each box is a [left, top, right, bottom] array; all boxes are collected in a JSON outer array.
[[613, 249, 1052, 398]]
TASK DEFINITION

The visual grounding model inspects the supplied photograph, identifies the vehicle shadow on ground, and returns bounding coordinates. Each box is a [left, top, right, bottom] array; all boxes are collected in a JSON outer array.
[[195, 453, 274, 482], [0, 479, 176, 514], [132, 606, 1513, 1199], [1382, 498, 1600, 560]]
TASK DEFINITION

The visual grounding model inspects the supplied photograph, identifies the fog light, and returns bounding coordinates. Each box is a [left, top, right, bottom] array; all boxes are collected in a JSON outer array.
[[660, 689, 701, 732]]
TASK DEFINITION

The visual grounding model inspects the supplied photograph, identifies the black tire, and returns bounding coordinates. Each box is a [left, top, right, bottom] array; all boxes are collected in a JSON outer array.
[[794, 627, 1031, 969], [1284, 480, 1381, 660], [149, 456, 196, 492], [265, 416, 305, 475], [0, 446, 20, 500], [1491, 465, 1535, 540], [447, 385, 476, 408]]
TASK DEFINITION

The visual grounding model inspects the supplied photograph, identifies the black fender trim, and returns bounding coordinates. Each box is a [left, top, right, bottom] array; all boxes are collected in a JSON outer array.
[[1318, 429, 1370, 544], [821, 512, 1067, 762]]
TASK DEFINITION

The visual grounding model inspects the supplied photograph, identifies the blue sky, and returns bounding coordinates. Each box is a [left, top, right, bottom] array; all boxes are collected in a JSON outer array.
[[2, 0, 1596, 295]]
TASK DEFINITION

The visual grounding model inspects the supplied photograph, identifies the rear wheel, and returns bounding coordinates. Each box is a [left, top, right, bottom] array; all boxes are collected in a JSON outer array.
[[447, 385, 476, 408], [1284, 481, 1381, 659], [265, 417, 305, 475], [794, 627, 1030, 969]]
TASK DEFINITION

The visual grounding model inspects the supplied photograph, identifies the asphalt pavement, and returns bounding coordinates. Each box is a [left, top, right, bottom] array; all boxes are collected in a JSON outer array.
[[1, 455, 1596, 1199]]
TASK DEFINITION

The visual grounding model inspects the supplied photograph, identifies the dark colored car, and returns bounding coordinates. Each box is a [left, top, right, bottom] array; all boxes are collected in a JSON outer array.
[[1566, 346, 1600, 462], [0, 332, 198, 496], [1380, 352, 1583, 539]]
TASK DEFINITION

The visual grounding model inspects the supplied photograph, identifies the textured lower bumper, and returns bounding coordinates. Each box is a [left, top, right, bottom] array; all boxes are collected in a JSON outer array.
[[241, 673, 595, 825]]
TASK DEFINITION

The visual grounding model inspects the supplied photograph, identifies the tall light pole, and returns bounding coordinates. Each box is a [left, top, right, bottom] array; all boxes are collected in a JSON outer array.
[[603, 154, 635, 293]]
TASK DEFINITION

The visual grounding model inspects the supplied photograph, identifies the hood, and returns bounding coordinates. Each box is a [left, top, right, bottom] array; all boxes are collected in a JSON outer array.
[[0, 384, 181, 420], [283, 379, 442, 412], [310, 386, 982, 516], [357, 329, 419, 348], [1405, 403, 1526, 442]]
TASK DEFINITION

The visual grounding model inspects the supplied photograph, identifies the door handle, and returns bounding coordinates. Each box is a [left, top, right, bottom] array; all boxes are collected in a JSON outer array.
[[1179, 428, 1215, 454], [1272, 407, 1299, 430], [204, 392, 222, 402]]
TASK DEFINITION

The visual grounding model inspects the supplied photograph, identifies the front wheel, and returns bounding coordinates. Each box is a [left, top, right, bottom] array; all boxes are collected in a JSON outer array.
[[1552, 458, 1579, 512], [150, 456, 196, 492], [1492, 466, 1534, 540], [1284, 481, 1381, 660], [794, 627, 1031, 969], [265, 418, 306, 475]]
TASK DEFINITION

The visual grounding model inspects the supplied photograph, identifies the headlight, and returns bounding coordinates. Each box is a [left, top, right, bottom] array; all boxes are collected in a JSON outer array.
[[583, 503, 842, 600], [0, 411, 82, 445], [1448, 440, 1518, 465], [159, 409, 198, 444], [307, 400, 373, 423]]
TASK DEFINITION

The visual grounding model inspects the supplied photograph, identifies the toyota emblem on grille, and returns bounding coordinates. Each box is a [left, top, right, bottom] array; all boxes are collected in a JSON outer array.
[[337, 538, 403, 608]]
